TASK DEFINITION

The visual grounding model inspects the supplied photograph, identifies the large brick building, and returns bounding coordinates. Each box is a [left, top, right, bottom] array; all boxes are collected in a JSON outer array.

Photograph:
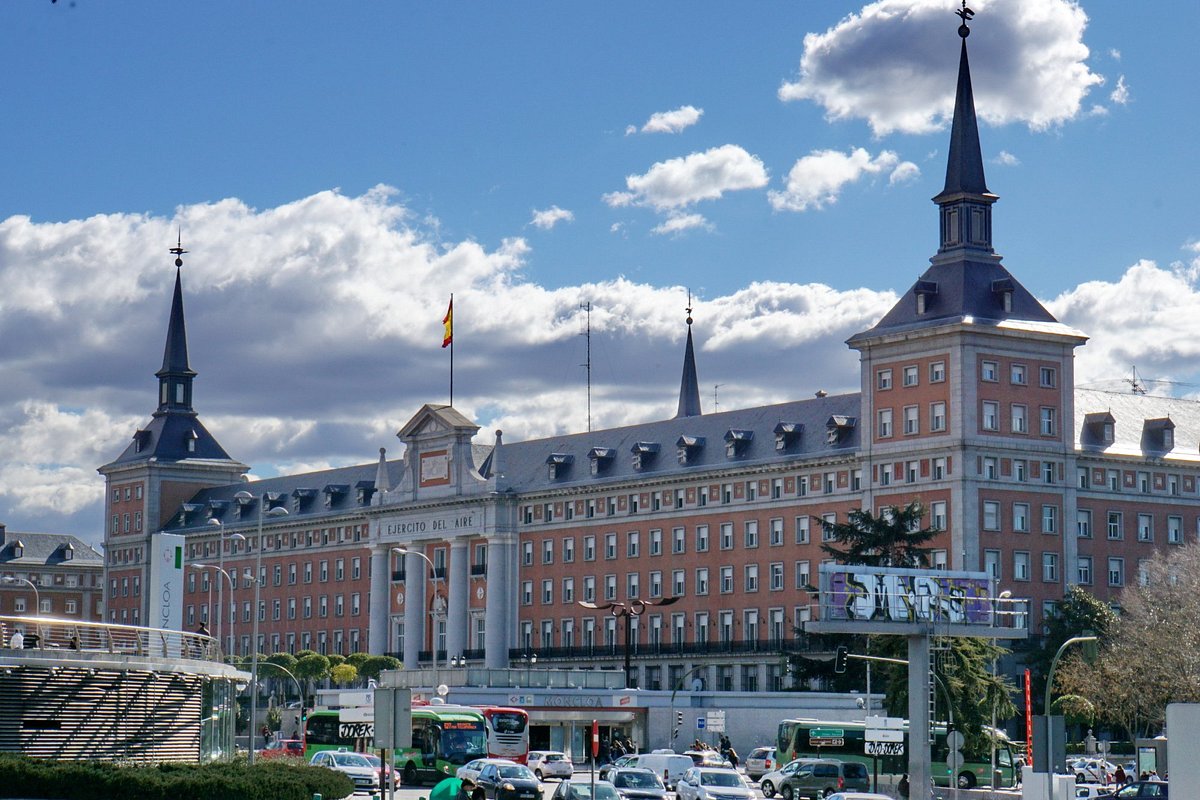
[[100, 24, 1200, 694]]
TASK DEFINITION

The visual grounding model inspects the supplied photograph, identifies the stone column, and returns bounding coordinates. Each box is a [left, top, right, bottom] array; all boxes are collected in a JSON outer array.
[[367, 545, 390, 654], [447, 538, 470, 659], [403, 551, 426, 669], [484, 539, 511, 669]]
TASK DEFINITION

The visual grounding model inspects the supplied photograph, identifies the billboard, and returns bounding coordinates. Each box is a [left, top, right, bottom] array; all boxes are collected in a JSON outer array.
[[820, 565, 995, 627], [149, 533, 186, 652]]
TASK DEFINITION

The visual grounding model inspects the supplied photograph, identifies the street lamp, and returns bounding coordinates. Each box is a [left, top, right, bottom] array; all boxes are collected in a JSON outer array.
[[391, 546, 444, 673], [1044, 634, 1097, 786], [191, 564, 236, 655], [2, 575, 41, 617], [579, 596, 679, 688], [208, 518, 245, 651], [236, 490, 289, 764]]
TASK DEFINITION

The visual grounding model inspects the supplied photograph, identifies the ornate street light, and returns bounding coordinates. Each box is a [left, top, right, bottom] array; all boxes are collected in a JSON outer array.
[[578, 596, 680, 688], [208, 518, 245, 651], [392, 546, 445, 673]]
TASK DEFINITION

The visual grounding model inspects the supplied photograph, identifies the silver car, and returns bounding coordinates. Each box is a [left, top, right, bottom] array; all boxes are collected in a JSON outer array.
[[675, 768, 755, 800]]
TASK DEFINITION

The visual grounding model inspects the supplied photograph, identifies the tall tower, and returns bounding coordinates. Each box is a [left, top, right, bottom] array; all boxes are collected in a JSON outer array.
[[846, 7, 1087, 581], [675, 296, 702, 419], [97, 240, 247, 626]]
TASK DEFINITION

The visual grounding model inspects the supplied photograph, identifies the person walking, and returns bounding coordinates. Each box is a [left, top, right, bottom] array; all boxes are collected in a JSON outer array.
[[8, 629, 24, 649], [897, 773, 910, 799]]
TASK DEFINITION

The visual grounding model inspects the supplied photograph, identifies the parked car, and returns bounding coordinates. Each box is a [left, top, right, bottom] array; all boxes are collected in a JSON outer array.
[[552, 779, 621, 800], [364, 753, 401, 789], [1110, 781, 1168, 799], [259, 738, 304, 759], [529, 750, 574, 780], [309, 750, 381, 795], [599, 755, 640, 782], [608, 767, 669, 800], [470, 761, 542, 800], [1072, 758, 1118, 784], [779, 759, 870, 800], [683, 750, 733, 769], [674, 767, 755, 800], [630, 752, 696, 789], [458, 758, 517, 787], [822, 794, 893, 800], [745, 747, 778, 781], [760, 759, 819, 798], [1076, 785, 1115, 799]]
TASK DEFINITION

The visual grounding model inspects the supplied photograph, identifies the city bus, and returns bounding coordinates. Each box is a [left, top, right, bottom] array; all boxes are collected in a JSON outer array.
[[305, 704, 488, 784], [476, 705, 530, 763], [776, 718, 1019, 789]]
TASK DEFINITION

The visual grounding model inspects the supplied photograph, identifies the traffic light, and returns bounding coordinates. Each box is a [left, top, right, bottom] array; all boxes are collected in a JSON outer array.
[[676, 711, 684, 727], [834, 646, 849, 674]]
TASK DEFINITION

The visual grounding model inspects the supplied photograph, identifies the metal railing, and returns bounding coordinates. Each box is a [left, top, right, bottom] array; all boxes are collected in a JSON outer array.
[[0, 614, 225, 664]]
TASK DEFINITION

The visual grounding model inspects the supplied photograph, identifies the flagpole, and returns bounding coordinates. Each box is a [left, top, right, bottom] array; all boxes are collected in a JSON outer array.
[[448, 293, 454, 406]]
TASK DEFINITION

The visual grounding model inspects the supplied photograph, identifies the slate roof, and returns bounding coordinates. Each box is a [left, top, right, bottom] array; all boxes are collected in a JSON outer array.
[[1074, 388, 1200, 463], [0, 529, 103, 567], [107, 411, 236, 466]]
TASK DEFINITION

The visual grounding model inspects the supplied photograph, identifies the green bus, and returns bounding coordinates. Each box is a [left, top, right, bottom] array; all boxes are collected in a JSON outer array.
[[776, 718, 1019, 790], [304, 704, 488, 785]]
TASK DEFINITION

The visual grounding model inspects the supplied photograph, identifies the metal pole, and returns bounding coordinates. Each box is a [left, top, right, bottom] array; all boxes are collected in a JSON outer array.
[[1044, 635, 1097, 799], [249, 499, 265, 764], [211, 519, 225, 649]]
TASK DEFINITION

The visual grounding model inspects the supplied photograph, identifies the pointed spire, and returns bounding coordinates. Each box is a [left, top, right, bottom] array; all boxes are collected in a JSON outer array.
[[156, 233, 197, 413], [373, 447, 391, 504], [675, 292, 702, 419]]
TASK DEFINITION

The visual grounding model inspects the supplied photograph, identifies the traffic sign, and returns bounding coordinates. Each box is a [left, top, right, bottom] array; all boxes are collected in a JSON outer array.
[[809, 737, 844, 747], [706, 711, 726, 733], [696, 718, 706, 730], [865, 728, 904, 742], [809, 728, 844, 738], [864, 715, 904, 729], [866, 741, 905, 756]]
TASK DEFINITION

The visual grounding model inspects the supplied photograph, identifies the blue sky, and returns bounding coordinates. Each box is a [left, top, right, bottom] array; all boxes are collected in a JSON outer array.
[[1, 0, 1198, 546]]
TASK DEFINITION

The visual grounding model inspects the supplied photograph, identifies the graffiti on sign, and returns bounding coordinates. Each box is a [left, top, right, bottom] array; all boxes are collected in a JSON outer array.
[[825, 567, 992, 626], [339, 721, 375, 739]]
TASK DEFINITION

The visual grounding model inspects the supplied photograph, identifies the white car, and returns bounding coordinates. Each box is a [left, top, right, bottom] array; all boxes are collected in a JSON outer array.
[[529, 750, 574, 780], [1076, 785, 1115, 799], [674, 767, 755, 800], [1071, 758, 1117, 784], [759, 759, 818, 798], [458, 757, 516, 787], [309, 750, 381, 795], [744, 747, 777, 781]]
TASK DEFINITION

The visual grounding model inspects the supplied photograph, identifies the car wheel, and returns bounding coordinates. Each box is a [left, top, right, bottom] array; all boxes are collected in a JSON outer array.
[[536, 770, 544, 780], [761, 781, 775, 797], [780, 785, 794, 800], [819, 789, 834, 799], [958, 772, 976, 790], [403, 763, 419, 786]]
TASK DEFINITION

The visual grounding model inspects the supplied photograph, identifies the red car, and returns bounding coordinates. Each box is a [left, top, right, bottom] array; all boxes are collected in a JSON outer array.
[[260, 739, 305, 759]]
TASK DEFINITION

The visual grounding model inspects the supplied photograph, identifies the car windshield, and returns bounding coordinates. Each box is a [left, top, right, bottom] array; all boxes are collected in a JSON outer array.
[[365, 755, 381, 767], [700, 773, 743, 787], [615, 773, 663, 789], [546, 754, 566, 762], [571, 784, 620, 800], [331, 753, 372, 767], [499, 766, 536, 780]]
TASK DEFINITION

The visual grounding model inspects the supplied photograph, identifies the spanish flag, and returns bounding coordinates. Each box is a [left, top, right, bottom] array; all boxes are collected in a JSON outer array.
[[442, 297, 453, 348]]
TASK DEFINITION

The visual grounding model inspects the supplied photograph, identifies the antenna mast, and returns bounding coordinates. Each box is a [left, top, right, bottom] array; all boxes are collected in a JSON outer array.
[[580, 301, 592, 432]]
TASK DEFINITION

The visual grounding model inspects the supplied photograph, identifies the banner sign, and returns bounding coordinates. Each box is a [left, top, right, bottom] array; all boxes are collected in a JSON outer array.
[[821, 565, 994, 626]]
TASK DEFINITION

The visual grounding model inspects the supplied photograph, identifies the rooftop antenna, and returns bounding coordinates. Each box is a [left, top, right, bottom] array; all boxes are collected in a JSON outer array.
[[169, 228, 187, 268], [1125, 366, 1146, 395], [713, 383, 725, 411], [580, 301, 592, 432]]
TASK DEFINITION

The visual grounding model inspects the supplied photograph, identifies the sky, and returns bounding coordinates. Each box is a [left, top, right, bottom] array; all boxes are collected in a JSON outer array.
[[2, 0, 1199, 550]]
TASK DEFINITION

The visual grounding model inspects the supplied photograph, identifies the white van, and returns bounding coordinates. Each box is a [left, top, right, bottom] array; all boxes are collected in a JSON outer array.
[[630, 752, 694, 789]]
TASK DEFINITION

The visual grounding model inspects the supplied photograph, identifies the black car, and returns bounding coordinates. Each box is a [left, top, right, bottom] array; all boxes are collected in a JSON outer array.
[[470, 762, 543, 800], [1112, 781, 1168, 798], [551, 780, 621, 800], [609, 768, 669, 800]]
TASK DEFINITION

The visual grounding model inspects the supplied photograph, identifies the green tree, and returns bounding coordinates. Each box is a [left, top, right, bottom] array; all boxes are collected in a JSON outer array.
[[295, 653, 332, 705], [331, 663, 359, 685], [358, 655, 401, 682], [327, 653, 346, 669], [1020, 585, 1117, 703], [820, 501, 939, 567]]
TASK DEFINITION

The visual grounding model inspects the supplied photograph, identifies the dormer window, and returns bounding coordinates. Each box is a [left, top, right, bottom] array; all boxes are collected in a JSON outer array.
[[1082, 412, 1115, 446], [1142, 418, 1175, 453], [323, 485, 349, 508], [825, 415, 857, 446], [133, 429, 151, 454], [185, 429, 199, 453], [546, 453, 574, 480], [292, 488, 317, 513], [724, 430, 753, 458], [915, 281, 938, 315], [992, 278, 1014, 313], [61, 543, 74, 561], [588, 447, 615, 476], [774, 423, 803, 451], [631, 442, 660, 471], [355, 481, 376, 506], [11, 540, 24, 559], [676, 436, 705, 465]]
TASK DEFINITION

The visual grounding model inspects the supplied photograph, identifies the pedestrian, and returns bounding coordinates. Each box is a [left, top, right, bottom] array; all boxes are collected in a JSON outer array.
[[897, 773, 909, 799], [8, 629, 24, 650], [1113, 764, 1126, 785]]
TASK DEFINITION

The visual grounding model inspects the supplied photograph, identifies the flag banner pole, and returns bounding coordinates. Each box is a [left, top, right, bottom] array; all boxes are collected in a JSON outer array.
[[442, 294, 454, 406]]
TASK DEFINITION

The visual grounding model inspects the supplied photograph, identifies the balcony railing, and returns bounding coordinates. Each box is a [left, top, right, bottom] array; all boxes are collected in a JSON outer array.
[[509, 638, 794, 661], [0, 613, 225, 664]]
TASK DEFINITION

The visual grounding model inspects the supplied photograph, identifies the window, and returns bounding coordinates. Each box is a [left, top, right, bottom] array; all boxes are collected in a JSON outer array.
[[1108, 557, 1124, 586], [1168, 516, 1183, 544], [1011, 404, 1027, 434], [1138, 472, 1150, 493], [649, 528, 662, 556], [877, 369, 893, 390], [824, 472, 835, 494], [746, 481, 758, 501], [904, 405, 919, 434], [769, 518, 784, 546], [583, 576, 596, 602], [521, 581, 533, 605], [1040, 407, 1057, 436], [744, 520, 759, 548], [672, 527, 685, 554], [563, 538, 574, 563], [1078, 467, 1090, 489], [878, 408, 893, 438], [983, 457, 998, 479], [770, 562, 784, 591], [626, 573, 639, 598], [852, 469, 863, 490], [604, 574, 617, 600], [1042, 505, 1057, 534], [880, 463, 893, 486], [522, 541, 534, 566], [605, 533, 617, 559], [984, 549, 1001, 579], [903, 365, 919, 386], [1043, 461, 1056, 484], [696, 524, 709, 552], [821, 513, 836, 541], [930, 402, 946, 432], [696, 568, 709, 595], [1077, 509, 1092, 538], [982, 401, 999, 431], [1011, 364, 1026, 385], [797, 476, 808, 497], [1137, 513, 1153, 542], [627, 531, 640, 557], [981, 360, 999, 382], [1039, 366, 1056, 387], [1107, 511, 1123, 539], [541, 579, 553, 604], [906, 460, 919, 483], [584, 535, 596, 561], [931, 501, 947, 531], [932, 549, 948, 570], [795, 516, 810, 544], [1014, 503, 1029, 532], [542, 539, 554, 564], [1077, 557, 1093, 585], [933, 457, 947, 480], [1014, 552, 1030, 581], [983, 501, 1000, 531], [930, 361, 946, 383], [672, 570, 685, 597], [1014, 459, 1027, 482], [1107, 469, 1120, 491], [794, 560, 810, 590], [1042, 553, 1059, 582], [744, 564, 759, 592]]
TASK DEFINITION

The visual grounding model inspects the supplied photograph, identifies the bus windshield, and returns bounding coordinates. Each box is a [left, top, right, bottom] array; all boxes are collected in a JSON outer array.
[[439, 719, 488, 764], [490, 710, 528, 734]]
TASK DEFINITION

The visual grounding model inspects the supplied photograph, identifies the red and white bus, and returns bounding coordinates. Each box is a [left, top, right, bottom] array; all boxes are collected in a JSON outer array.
[[476, 705, 530, 763]]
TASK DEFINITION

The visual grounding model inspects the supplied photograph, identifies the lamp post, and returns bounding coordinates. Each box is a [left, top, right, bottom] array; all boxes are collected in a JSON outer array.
[[1044, 635, 1097, 792], [208, 518, 245, 651], [191, 564, 236, 655], [579, 597, 679, 688], [237, 490, 289, 764], [2, 575, 41, 617], [391, 546, 443, 675]]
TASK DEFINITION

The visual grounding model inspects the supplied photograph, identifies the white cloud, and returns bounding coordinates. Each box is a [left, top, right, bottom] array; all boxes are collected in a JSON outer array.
[[530, 206, 574, 230], [633, 105, 704, 135], [1110, 74, 1130, 105], [1109, 48, 1121, 61], [768, 148, 917, 212], [993, 150, 1021, 166], [604, 144, 769, 211], [779, 0, 1104, 135], [651, 213, 711, 236]]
